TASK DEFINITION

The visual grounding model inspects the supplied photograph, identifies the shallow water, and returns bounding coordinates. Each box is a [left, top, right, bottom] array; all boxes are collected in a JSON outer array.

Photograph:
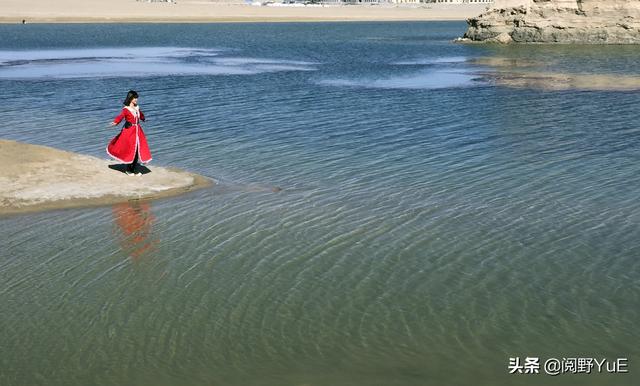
[[1, 22, 639, 386]]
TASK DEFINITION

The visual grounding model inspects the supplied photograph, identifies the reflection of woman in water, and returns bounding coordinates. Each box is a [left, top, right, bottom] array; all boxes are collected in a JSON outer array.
[[112, 201, 157, 260], [107, 90, 152, 176]]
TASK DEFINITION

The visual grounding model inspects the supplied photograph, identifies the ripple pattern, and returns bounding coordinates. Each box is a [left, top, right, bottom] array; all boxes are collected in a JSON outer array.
[[1, 22, 640, 386]]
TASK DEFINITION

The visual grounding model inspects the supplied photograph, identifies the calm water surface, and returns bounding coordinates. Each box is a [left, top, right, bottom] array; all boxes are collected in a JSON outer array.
[[0, 22, 639, 386]]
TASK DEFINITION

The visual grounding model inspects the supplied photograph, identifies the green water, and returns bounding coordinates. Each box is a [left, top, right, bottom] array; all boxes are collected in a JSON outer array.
[[0, 22, 638, 386]]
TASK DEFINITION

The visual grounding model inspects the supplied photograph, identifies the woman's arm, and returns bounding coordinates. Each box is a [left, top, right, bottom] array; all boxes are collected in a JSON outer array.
[[111, 109, 126, 125], [139, 109, 145, 122]]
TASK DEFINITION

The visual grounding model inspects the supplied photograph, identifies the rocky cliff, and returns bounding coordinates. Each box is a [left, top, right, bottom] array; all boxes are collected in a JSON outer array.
[[461, 0, 640, 43]]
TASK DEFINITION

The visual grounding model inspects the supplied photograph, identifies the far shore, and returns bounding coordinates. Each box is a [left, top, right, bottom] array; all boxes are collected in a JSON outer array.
[[0, 0, 488, 23], [0, 139, 212, 216]]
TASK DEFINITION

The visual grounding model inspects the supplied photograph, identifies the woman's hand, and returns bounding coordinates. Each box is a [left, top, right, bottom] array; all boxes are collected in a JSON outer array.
[[110, 122, 117, 126]]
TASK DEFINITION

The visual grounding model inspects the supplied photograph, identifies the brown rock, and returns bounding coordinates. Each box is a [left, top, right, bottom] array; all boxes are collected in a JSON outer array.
[[462, 0, 640, 44]]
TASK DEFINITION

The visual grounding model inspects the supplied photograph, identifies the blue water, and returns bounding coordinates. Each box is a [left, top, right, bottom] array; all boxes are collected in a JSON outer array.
[[0, 22, 639, 386]]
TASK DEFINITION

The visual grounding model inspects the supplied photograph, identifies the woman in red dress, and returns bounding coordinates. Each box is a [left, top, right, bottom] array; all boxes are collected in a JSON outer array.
[[107, 90, 152, 176]]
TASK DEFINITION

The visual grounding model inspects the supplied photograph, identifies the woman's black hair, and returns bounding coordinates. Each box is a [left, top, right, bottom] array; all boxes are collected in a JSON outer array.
[[123, 90, 139, 106]]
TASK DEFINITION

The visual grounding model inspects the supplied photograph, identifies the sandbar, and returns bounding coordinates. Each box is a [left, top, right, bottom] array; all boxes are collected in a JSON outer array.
[[468, 57, 640, 91], [0, 139, 212, 216]]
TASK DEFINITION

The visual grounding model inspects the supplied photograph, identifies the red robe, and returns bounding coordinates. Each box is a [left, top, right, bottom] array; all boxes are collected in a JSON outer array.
[[107, 106, 152, 164]]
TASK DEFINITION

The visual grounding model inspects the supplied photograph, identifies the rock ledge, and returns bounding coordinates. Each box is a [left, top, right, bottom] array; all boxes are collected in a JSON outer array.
[[462, 0, 640, 44]]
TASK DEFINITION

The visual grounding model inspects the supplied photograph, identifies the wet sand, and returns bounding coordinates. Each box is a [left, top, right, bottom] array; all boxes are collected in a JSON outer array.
[[486, 71, 640, 91], [0, 139, 212, 216], [0, 0, 488, 23], [470, 57, 640, 91]]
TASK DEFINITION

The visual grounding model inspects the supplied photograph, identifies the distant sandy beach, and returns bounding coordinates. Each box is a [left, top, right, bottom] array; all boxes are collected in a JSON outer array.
[[0, 0, 489, 23], [0, 139, 212, 216]]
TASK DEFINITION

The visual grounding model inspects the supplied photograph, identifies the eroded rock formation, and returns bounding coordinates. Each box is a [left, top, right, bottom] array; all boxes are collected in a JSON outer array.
[[461, 0, 640, 43]]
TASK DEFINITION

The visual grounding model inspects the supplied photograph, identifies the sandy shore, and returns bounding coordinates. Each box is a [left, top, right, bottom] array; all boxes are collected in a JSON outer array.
[[0, 0, 488, 23], [0, 139, 212, 216]]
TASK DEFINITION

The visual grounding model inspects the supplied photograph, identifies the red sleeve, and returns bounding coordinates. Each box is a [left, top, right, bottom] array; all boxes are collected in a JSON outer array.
[[113, 108, 126, 124], [139, 110, 145, 122]]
